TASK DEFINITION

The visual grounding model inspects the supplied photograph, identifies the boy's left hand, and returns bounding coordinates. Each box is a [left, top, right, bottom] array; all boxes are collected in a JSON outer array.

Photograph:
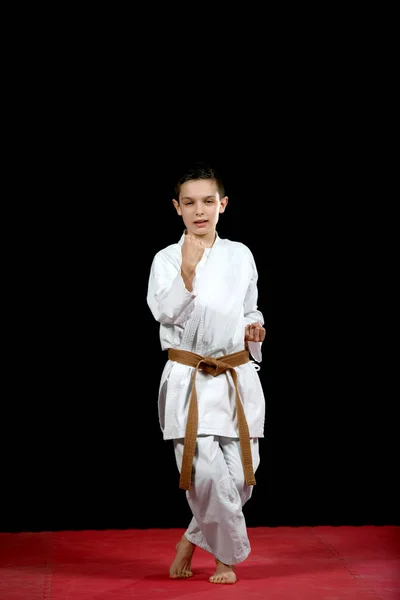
[[245, 322, 266, 343]]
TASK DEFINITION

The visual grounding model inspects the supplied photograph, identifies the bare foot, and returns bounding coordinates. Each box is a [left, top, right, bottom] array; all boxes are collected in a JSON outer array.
[[169, 535, 195, 579], [209, 558, 237, 584]]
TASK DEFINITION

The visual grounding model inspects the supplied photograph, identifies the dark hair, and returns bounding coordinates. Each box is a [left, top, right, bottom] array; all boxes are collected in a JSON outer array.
[[174, 162, 225, 201]]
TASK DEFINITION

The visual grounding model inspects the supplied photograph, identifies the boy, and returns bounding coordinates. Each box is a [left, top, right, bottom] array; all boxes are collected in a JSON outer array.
[[146, 163, 266, 585]]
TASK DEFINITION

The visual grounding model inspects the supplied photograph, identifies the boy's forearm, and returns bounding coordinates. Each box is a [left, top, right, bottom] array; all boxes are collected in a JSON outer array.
[[181, 267, 196, 292]]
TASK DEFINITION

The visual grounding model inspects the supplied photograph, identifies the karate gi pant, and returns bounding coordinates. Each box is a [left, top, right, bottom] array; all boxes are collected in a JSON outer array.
[[173, 435, 260, 566]]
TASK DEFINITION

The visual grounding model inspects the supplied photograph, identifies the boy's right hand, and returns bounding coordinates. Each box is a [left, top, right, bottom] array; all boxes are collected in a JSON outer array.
[[181, 233, 206, 272]]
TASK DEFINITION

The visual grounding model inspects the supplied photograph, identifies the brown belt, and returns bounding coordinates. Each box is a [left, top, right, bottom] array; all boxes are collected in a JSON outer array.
[[168, 348, 256, 491]]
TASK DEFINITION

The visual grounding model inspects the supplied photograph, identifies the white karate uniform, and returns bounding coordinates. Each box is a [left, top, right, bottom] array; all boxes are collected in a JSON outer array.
[[147, 231, 266, 564]]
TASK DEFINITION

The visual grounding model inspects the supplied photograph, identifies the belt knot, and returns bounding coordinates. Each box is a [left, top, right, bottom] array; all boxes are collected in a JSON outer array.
[[200, 357, 227, 376]]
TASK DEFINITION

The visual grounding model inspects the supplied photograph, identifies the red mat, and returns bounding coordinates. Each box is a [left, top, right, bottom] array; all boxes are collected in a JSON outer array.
[[0, 526, 398, 599]]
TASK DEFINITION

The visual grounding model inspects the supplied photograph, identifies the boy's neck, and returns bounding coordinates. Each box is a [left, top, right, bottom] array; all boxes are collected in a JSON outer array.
[[186, 230, 216, 248]]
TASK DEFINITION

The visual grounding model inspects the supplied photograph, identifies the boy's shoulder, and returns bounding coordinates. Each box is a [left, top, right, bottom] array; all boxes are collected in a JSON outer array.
[[218, 237, 253, 257], [151, 242, 181, 266]]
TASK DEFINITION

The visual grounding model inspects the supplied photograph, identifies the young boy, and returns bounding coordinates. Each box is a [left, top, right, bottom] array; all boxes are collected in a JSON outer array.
[[146, 163, 266, 585]]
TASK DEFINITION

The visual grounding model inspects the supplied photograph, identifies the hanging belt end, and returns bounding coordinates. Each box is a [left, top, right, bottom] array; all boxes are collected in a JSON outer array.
[[179, 475, 191, 491]]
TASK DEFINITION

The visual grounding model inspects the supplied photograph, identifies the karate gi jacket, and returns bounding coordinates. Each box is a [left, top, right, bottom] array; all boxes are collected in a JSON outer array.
[[147, 231, 266, 441]]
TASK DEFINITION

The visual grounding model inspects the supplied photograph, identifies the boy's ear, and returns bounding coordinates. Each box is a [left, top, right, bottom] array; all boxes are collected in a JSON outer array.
[[172, 198, 182, 216], [219, 196, 228, 213]]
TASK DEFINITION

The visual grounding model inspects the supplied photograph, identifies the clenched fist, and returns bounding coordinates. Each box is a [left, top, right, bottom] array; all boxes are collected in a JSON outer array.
[[245, 322, 266, 344], [181, 233, 206, 272]]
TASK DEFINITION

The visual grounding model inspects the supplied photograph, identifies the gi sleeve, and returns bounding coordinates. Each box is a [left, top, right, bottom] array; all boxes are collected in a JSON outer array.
[[147, 250, 197, 326], [243, 249, 265, 363]]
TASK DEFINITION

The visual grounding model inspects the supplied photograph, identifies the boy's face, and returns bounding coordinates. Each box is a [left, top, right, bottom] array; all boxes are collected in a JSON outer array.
[[172, 178, 228, 241]]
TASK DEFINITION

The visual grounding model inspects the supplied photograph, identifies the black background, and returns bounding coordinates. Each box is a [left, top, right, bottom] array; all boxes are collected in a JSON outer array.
[[2, 152, 398, 534]]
